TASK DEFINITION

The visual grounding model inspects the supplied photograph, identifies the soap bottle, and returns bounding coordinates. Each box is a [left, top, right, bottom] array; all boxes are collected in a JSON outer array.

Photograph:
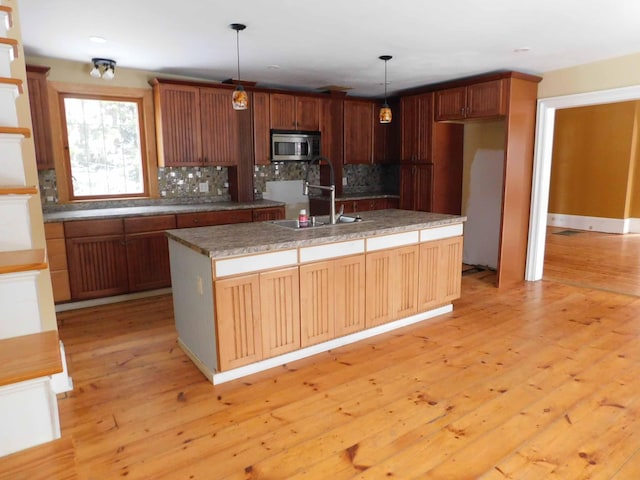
[[298, 209, 309, 228]]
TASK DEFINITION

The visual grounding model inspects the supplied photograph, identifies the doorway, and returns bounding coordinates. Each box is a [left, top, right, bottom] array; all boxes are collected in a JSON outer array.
[[526, 84, 640, 282]]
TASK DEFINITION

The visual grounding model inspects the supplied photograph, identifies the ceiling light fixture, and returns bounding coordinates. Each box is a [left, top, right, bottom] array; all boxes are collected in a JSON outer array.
[[90, 58, 116, 80], [230, 23, 248, 111], [379, 55, 392, 124]]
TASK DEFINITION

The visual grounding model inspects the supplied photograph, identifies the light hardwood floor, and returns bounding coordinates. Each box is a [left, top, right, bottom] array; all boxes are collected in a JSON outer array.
[[55, 257, 640, 478], [544, 226, 640, 297]]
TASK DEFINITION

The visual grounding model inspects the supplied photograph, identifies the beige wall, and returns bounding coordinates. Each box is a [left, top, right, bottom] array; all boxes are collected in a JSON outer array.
[[631, 105, 640, 217], [549, 102, 637, 219], [539, 51, 640, 99]]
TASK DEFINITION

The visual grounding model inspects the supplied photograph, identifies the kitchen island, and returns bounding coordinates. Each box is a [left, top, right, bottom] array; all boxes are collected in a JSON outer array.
[[167, 209, 465, 384]]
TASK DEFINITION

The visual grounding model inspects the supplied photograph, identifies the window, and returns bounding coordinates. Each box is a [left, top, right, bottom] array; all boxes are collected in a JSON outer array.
[[60, 94, 149, 200]]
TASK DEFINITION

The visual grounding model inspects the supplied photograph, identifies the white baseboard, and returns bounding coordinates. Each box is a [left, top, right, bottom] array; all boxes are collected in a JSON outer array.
[[55, 288, 172, 312], [547, 213, 636, 234], [193, 304, 454, 385]]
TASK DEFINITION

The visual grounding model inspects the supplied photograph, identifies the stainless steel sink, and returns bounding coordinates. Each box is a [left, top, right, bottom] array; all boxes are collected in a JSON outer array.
[[269, 215, 366, 231]]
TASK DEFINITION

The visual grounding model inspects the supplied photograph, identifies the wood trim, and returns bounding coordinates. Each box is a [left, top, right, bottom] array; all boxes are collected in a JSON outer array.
[[0, 76, 23, 93], [0, 126, 30, 137], [48, 81, 158, 203], [0, 249, 47, 274], [0, 185, 37, 195], [0, 331, 62, 387], [0, 6, 13, 29], [401, 70, 542, 96], [0, 38, 18, 58], [25, 64, 50, 75]]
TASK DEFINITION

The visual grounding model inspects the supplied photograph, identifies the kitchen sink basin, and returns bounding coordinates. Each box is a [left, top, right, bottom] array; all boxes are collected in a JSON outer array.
[[269, 215, 367, 231]]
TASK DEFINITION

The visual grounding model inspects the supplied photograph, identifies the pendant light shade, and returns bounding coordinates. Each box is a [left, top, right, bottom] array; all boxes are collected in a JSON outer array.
[[379, 55, 392, 124], [231, 23, 248, 111]]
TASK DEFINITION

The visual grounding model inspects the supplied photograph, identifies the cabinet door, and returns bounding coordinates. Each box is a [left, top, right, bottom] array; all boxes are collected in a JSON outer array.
[[434, 87, 467, 121], [399, 165, 415, 210], [200, 87, 238, 166], [296, 96, 320, 131], [401, 96, 419, 163], [215, 274, 263, 370], [253, 91, 271, 165], [270, 93, 296, 129], [320, 97, 343, 164], [260, 267, 300, 358], [26, 67, 54, 169], [365, 249, 394, 327], [418, 237, 463, 310], [334, 255, 366, 336], [66, 235, 129, 300], [466, 80, 506, 119], [343, 100, 373, 164], [125, 231, 172, 292], [439, 236, 463, 303], [154, 83, 201, 166], [393, 245, 419, 320], [414, 164, 433, 212], [300, 261, 335, 347], [252, 206, 285, 221], [415, 93, 433, 163]]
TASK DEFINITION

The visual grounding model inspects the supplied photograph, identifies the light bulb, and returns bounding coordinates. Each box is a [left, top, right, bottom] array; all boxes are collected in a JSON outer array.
[[90, 65, 101, 78], [102, 65, 115, 80]]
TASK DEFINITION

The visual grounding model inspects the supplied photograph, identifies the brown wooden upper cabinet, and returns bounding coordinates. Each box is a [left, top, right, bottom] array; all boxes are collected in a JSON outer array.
[[152, 80, 242, 167], [253, 91, 271, 165], [401, 93, 433, 163], [270, 93, 320, 131], [26, 65, 55, 170], [435, 79, 507, 121], [343, 100, 373, 164]]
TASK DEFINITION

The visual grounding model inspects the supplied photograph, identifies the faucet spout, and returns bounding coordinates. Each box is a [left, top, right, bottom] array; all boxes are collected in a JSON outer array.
[[303, 156, 338, 224]]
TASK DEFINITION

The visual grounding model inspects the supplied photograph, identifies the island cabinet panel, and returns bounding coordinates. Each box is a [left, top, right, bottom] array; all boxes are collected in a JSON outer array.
[[418, 236, 463, 310], [435, 80, 506, 121], [343, 100, 374, 164], [365, 245, 419, 327], [333, 254, 366, 337], [215, 274, 263, 371], [300, 261, 335, 347], [259, 267, 300, 358]]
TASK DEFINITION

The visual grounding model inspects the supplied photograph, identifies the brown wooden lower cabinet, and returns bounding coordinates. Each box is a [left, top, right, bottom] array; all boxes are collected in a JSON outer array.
[[252, 206, 285, 222], [214, 267, 300, 371], [300, 253, 367, 347], [365, 245, 419, 328], [44, 223, 71, 303], [309, 197, 399, 216]]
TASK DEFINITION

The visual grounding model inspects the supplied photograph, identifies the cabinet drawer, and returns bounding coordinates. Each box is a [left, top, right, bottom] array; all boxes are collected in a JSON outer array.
[[44, 222, 64, 239], [176, 209, 252, 228], [124, 214, 176, 233], [64, 218, 124, 238]]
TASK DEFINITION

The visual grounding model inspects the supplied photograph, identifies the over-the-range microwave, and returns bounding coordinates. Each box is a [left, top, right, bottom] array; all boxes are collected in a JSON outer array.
[[271, 130, 321, 162]]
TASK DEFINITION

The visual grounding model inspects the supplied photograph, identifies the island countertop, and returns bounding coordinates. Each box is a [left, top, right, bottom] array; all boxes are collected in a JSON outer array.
[[166, 209, 466, 259]]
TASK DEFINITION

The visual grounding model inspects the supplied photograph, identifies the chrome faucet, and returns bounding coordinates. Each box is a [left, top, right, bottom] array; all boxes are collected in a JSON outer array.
[[303, 155, 337, 225]]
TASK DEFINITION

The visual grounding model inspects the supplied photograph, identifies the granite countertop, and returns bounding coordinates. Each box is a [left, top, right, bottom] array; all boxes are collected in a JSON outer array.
[[167, 209, 466, 259], [42, 199, 285, 223]]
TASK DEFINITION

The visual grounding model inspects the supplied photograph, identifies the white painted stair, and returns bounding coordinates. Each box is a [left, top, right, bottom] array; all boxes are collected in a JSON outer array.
[[0, 0, 69, 462]]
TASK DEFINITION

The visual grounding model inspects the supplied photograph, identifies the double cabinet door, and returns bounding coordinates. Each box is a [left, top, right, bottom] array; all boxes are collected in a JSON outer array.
[[213, 235, 462, 372]]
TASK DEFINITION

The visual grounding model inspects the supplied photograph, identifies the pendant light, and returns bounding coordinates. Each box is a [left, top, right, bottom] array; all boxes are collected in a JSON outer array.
[[379, 55, 392, 123], [230, 23, 248, 110]]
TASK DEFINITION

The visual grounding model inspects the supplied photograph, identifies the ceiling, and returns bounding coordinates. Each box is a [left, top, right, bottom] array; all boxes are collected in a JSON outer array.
[[16, 0, 640, 97]]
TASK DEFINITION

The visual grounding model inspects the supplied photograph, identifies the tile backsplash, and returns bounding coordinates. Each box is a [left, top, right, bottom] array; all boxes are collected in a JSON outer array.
[[38, 162, 399, 206]]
